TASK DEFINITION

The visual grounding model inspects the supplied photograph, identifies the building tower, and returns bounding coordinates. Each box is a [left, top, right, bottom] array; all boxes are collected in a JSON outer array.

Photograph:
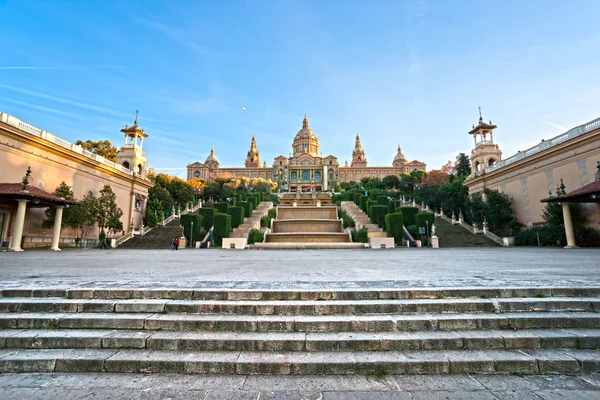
[[204, 146, 220, 170], [245, 136, 262, 168], [468, 107, 502, 176], [392, 144, 407, 168], [351, 134, 367, 167], [117, 111, 148, 178], [292, 114, 320, 157]]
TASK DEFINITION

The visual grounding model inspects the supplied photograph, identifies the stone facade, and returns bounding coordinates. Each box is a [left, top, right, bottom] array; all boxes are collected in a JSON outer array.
[[186, 115, 427, 190], [464, 114, 600, 228], [0, 112, 154, 247]]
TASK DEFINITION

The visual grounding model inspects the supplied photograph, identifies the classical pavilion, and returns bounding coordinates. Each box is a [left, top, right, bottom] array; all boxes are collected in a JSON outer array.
[[186, 115, 426, 191]]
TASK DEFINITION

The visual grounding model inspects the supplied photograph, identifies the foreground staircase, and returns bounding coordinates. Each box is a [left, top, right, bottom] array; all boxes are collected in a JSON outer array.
[[0, 287, 599, 374], [118, 219, 183, 249], [434, 217, 499, 248]]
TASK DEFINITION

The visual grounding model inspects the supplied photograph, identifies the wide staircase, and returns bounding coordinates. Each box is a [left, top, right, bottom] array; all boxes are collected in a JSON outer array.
[[434, 217, 499, 247], [0, 287, 599, 375], [119, 219, 183, 249], [341, 201, 383, 233], [229, 202, 272, 240], [254, 205, 363, 249]]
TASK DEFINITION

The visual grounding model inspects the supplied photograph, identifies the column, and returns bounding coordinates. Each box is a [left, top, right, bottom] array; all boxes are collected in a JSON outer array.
[[9, 199, 29, 251], [562, 203, 578, 248], [50, 206, 64, 251]]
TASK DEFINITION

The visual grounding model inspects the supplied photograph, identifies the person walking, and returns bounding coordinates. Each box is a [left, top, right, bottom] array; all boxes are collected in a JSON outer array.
[[170, 238, 175, 250], [174, 238, 180, 250]]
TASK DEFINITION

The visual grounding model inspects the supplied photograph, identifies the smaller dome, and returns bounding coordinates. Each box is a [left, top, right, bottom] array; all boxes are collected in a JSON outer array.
[[205, 146, 219, 163], [393, 144, 407, 163], [294, 115, 319, 142]]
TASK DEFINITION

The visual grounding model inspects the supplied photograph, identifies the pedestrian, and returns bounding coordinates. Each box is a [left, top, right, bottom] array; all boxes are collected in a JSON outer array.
[[174, 238, 180, 250], [170, 238, 175, 250]]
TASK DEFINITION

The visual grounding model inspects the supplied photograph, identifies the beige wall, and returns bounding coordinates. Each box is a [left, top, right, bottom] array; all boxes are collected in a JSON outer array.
[[465, 128, 600, 228], [0, 122, 153, 245]]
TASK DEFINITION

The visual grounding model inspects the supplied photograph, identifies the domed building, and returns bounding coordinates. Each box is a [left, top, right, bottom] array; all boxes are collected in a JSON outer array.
[[186, 114, 426, 190]]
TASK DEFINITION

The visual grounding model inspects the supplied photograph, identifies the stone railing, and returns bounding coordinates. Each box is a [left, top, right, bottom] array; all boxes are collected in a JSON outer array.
[[485, 230, 504, 246], [460, 221, 474, 233], [0, 112, 138, 177], [114, 231, 134, 247], [476, 116, 600, 176]]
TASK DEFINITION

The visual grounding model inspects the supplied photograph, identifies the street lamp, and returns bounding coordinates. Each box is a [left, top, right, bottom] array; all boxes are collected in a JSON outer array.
[[190, 221, 194, 249]]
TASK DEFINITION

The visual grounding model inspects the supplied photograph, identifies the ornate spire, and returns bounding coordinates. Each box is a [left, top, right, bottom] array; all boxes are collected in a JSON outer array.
[[22, 166, 31, 191], [302, 114, 309, 129], [478, 106, 483, 123], [134, 110, 139, 127]]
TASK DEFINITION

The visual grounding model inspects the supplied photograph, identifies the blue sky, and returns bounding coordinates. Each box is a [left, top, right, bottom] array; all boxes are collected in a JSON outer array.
[[1, 0, 599, 177]]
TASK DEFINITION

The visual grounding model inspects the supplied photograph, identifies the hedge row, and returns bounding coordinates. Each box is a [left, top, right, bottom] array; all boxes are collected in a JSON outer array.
[[181, 214, 204, 246], [214, 202, 229, 214], [400, 207, 418, 226], [385, 212, 404, 244], [197, 208, 215, 230], [239, 202, 251, 220], [369, 205, 388, 230], [227, 206, 245, 229], [213, 212, 232, 246]]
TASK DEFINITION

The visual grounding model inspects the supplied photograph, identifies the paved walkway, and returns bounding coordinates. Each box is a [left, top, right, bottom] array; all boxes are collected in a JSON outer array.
[[0, 248, 599, 289], [0, 373, 599, 399]]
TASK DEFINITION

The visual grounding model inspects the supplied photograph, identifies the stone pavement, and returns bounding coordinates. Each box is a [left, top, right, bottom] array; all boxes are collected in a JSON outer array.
[[0, 248, 599, 289], [0, 373, 599, 399]]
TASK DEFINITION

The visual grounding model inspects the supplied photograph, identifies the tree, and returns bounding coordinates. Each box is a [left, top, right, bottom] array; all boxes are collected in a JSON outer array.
[[455, 153, 471, 177], [421, 170, 450, 186], [149, 186, 174, 212], [75, 140, 118, 162], [483, 189, 523, 236], [440, 160, 454, 175], [71, 191, 99, 242], [95, 185, 123, 237], [382, 175, 400, 190], [167, 178, 195, 206], [42, 182, 75, 232], [187, 178, 206, 198], [542, 202, 585, 229], [154, 173, 173, 188]]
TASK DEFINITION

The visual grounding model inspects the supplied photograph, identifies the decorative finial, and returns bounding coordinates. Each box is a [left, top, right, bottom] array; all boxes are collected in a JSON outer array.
[[560, 179, 566, 195], [134, 110, 139, 126], [302, 114, 308, 129], [478, 106, 483, 123], [22, 166, 31, 191], [597, 161, 600, 172]]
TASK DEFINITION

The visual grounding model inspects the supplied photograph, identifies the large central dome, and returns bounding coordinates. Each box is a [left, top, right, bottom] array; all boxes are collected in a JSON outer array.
[[292, 114, 320, 157]]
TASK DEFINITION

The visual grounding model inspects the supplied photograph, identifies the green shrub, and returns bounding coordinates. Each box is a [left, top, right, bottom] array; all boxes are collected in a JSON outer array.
[[144, 208, 158, 228], [400, 207, 418, 226], [407, 224, 418, 238], [385, 212, 404, 244], [248, 228, 264, 244], [267, 208, 276, 219], [213, 213, 232, 246], [261, 215, 272, 228], [351, 227, 369, 243], [227, 206, 245, 229], [197, 207, 214, 230], [181, 214, 204, 246], [233, 194, 241, 205], [576, 227, 600, 247], [214, 202, 229, 214], [247, 196, 257, 210], [369, 192, 379, 201], [359, 195, 369, 213], [354, 193, 362, 205], [366, 200, 376, 216], [415, 212, 435, 229], [332, 194, 343, 205], [239, 202, 251, 219], [377, 195, 389, 206], [369, 205, 389, 229], [257, 192, 264, 203], [342, 213, 355, 228]]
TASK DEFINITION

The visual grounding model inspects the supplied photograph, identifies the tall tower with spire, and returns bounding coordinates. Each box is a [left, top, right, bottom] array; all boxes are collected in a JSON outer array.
[[116, 110, 148, 178], [351, 134, 367, 167], [245, 135, 262, 168], [468, 107, 502, 176]]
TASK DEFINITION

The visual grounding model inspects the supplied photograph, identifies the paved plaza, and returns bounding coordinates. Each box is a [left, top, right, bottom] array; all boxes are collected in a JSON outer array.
[[0, 372, 599, 399], [0, 248, 599, 289]]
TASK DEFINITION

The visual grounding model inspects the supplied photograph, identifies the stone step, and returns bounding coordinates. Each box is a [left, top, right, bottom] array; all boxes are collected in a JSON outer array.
[[0, 297, 598, 315], [0, 348, 598, 374], [3, 287, 599, 300], [1, 312, 598, 332], [0, 329, 598, 351]]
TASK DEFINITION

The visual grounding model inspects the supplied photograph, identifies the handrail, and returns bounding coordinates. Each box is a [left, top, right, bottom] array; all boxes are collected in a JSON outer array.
[[485, 231, 504, 246], [460, 221, 474, 233], [114, 231, 134, 246]]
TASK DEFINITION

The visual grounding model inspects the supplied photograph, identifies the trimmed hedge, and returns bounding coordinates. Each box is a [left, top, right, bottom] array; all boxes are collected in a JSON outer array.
[[260, 215, 272, 228], [248, 228, 264, 244], [181, 214, 204, 246], [354, 193, 362, 205], [227, 206, 245, 229], [214, 202, 229, 214], [351, 227, 369, 243], [213, 213, 232, 246], [385, 212, 404, 244], [400, 207, 419, 226], [359, 195, 369, 213], [247, 196, 257, 210], [233, 194, 241, 205], [267, 208, 276, 219], [257, 192, 264, 203], [377, 195, 389, 206], [369, 192, 380, 201], [415, 212, 435, 229], [239, 202, 251, 219], [366, 200, 377, 216], [369, 205, 389, 229], [197, 208, 215, 230]]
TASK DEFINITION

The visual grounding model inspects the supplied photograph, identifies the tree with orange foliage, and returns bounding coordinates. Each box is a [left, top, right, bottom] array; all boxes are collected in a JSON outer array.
[[421, 170, 450, 186]]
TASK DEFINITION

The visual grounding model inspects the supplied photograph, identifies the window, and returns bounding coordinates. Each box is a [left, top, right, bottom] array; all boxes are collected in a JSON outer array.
[[315, 171, 321, 182], [302, 170, 310, 181], [137, 164, 143, 175], [291, 172, 297, 181], [280, 161, 282, 165], [122, 161, 130, 170], [329, 160, 332, 165]]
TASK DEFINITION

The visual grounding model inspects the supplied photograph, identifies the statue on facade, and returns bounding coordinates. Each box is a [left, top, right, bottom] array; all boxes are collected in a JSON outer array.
[[431, 223, 436, 237]]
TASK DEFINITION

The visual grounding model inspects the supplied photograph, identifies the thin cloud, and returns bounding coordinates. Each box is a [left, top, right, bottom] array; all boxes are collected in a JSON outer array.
[[0, 97, 83, 119], [542, 121, 568, 131]]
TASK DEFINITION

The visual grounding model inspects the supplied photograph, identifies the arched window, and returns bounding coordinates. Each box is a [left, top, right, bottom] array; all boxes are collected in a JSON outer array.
[[137, 164, 143, 175], [302, 170, 310, 181], [194, 170, 201, 178], [329, 160, 332, 165], [488, 158, 496, 167], [315, 171, 321, 182], [475, 161, 481, 172], [122, 161, 130, 170], [291, 172, 297, 181]]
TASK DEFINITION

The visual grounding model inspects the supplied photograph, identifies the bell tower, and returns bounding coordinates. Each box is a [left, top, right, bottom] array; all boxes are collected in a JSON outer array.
[[468, 107, 502, 176], [351, 134, 367, 167], [245, 135, 262, 168], [116, 110, 148, 178]]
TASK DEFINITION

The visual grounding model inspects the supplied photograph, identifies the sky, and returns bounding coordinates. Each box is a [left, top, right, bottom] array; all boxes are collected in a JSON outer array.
[[1, 0, 599, 177]]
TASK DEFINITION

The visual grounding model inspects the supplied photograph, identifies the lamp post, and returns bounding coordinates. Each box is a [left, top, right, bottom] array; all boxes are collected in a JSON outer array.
[[425, 220, 430, 247], [190, 221, 194, 248]]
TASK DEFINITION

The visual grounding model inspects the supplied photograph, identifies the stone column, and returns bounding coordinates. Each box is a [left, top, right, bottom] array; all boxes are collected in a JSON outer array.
[[10, 199, 29, 251], [562, 203, 578, 248], [49, 206, 64, 251]]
